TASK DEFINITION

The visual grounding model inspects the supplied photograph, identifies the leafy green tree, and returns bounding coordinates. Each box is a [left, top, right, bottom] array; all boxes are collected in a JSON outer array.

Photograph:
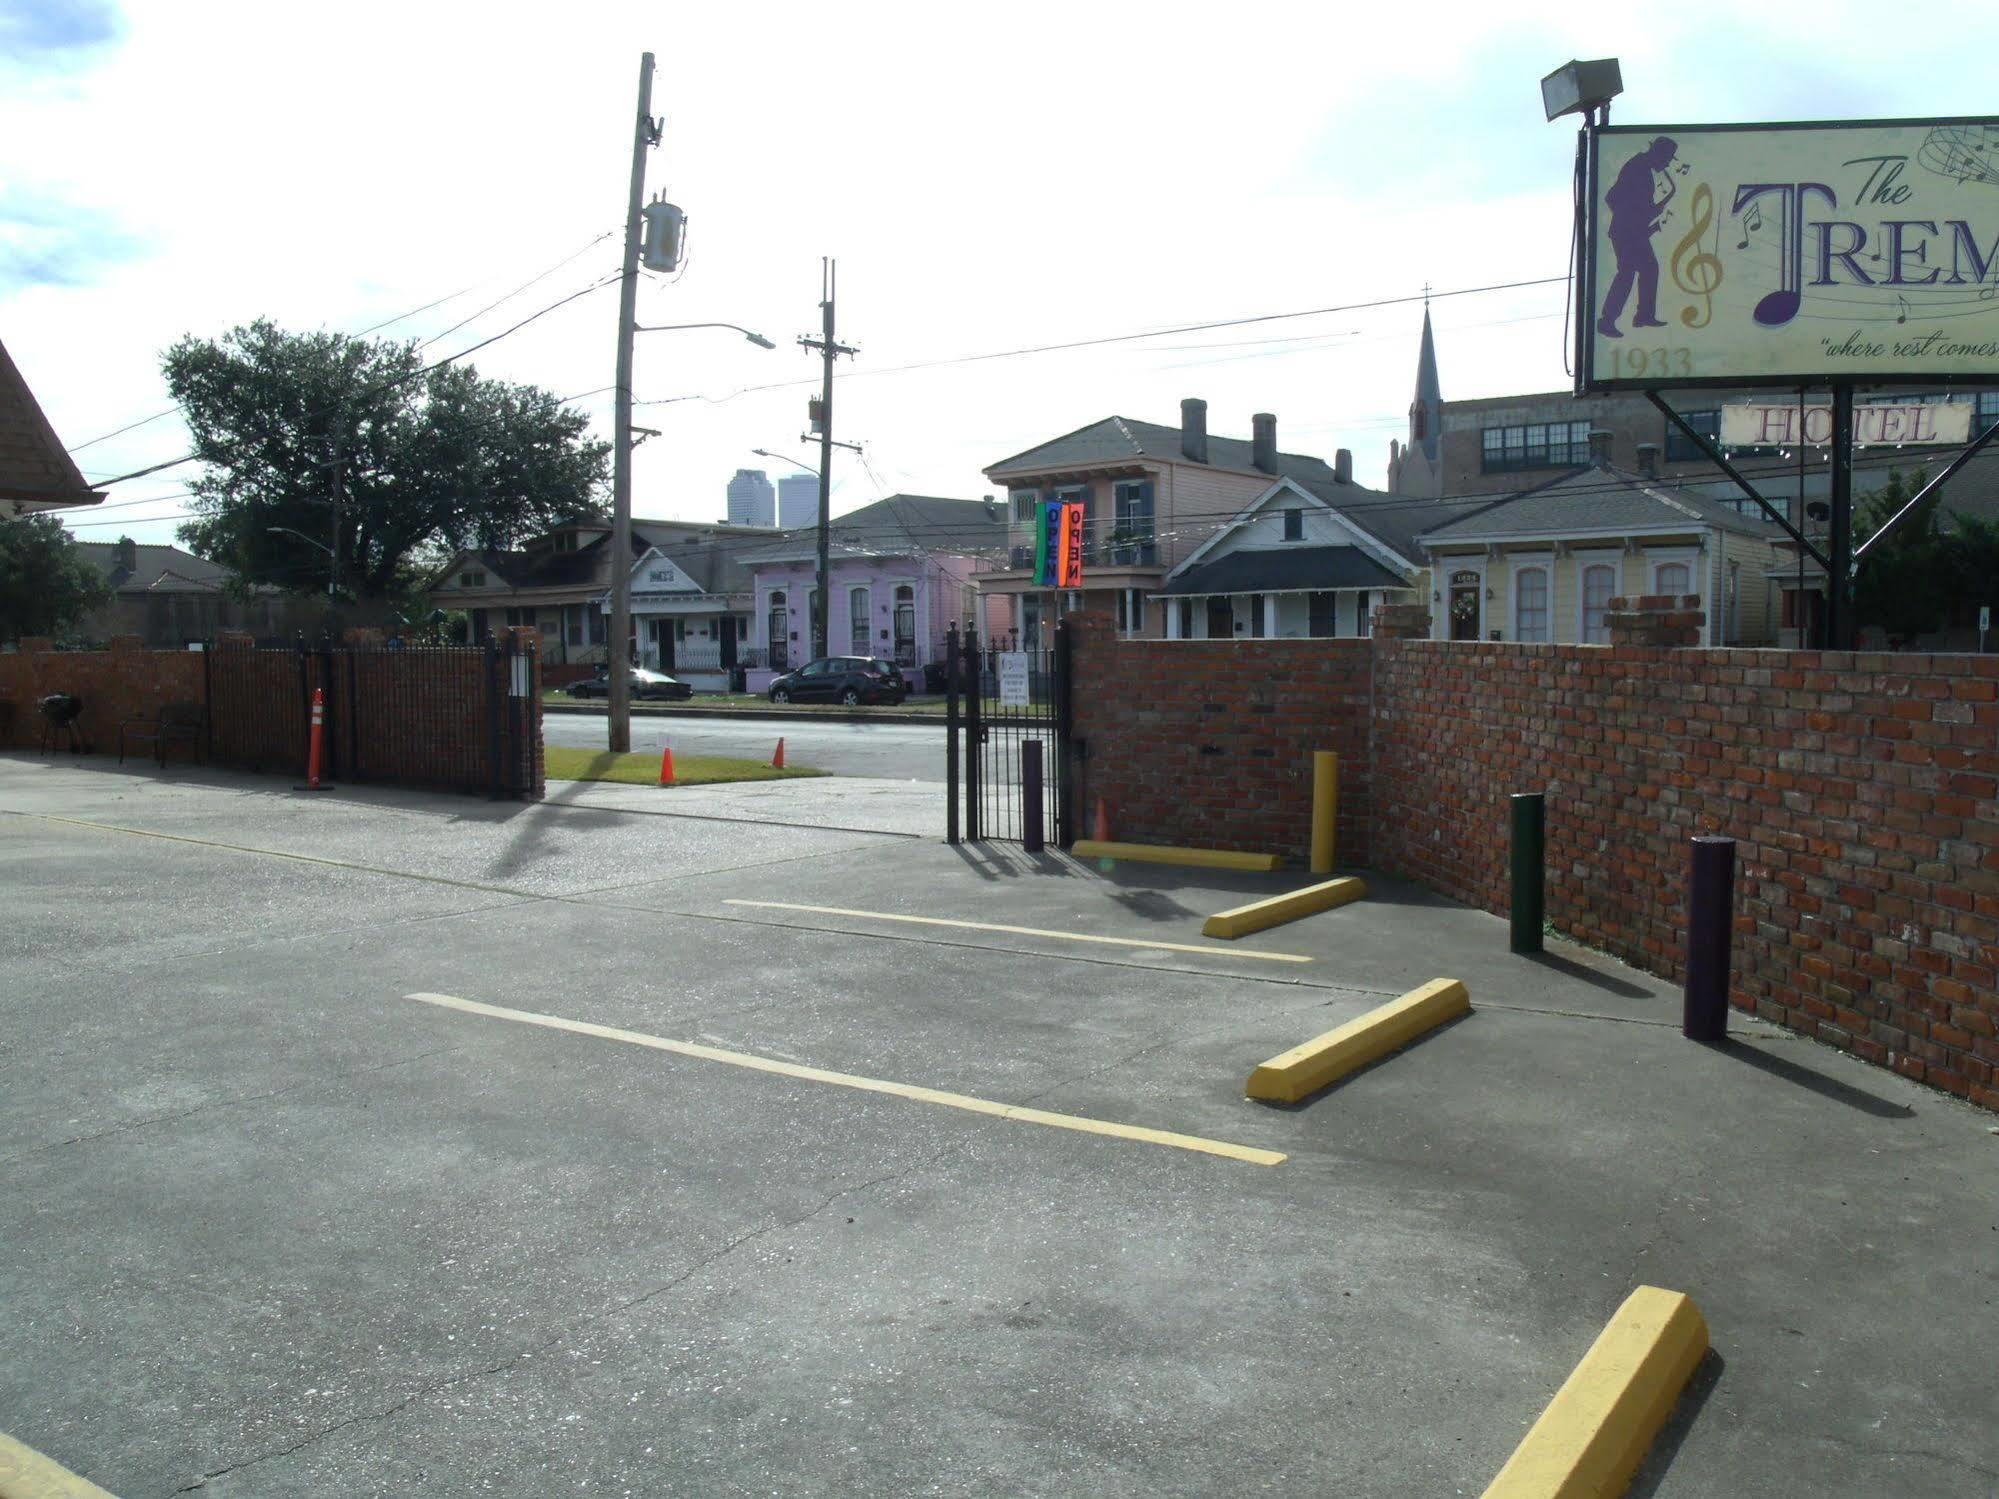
[[0, 511, 110, 641], [164, 320, 608, 599], [1853, 468, 1948, 647]]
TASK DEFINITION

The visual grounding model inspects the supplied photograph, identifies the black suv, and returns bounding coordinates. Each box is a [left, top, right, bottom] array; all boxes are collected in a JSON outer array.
[[767, 656, 908, 706]]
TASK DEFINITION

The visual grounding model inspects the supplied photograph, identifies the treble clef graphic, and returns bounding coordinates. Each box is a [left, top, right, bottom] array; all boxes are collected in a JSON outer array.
[[1669, 182, 1722, 329]]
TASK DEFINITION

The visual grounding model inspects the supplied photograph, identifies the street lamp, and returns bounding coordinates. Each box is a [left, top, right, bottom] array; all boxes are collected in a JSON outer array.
[[267, 525, 337, 597], [751, 447, 817, 476], [635, 321, 776, 349]]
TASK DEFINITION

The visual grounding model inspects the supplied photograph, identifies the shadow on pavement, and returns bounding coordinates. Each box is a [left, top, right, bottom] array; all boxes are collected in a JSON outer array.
[[1703, 1039, 1914, 1119], [1524, 949, 1657, 1000], [1627, 1348, 1726, 1498]]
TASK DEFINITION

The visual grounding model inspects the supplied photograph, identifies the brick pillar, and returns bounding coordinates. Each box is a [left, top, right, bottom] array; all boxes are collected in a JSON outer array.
[[1605, 594, 1705, 647], [1372, 603, 1432, 640]]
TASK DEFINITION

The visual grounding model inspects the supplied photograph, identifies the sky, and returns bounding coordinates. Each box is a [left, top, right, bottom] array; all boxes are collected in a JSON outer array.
[[4, 0, 1993, 550]]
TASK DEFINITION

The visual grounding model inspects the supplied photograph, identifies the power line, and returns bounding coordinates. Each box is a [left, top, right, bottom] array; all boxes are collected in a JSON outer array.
[[634, 273, 1572, 409]]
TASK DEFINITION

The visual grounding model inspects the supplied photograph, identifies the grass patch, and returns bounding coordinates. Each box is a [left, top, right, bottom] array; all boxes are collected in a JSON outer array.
[[544, 746, 825, 786]]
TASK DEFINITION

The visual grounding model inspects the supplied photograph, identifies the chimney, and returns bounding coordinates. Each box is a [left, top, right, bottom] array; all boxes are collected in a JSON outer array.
[[114, 535, 137, 574], [1251, 412, 1278, 474], [1180, 398, 1209, 463], [1587, 428, 1615, 465], [1634, 442, 1660, 478], [1334, 448, 1354, 484]]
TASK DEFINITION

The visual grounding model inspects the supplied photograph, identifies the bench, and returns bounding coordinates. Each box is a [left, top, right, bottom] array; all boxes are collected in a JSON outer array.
[[119, 700, 206, 766]]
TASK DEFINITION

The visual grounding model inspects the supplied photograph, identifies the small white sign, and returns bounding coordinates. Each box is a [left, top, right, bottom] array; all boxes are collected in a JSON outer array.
[[997, 652, 1030, 707]]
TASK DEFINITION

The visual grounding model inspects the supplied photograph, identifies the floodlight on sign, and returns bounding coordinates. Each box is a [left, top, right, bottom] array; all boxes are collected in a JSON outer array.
[[1541, 58, 1623, 122]]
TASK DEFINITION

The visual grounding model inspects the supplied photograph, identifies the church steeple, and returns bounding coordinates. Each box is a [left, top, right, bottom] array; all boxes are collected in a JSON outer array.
[[1409, 298, 1442, 462]]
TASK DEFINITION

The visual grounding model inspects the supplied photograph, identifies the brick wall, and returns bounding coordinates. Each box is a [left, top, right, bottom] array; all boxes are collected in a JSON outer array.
[[0, 637, 204, 751], [1068, 615, 1373, 865], [1066, 613, 1999, 1111], [2, 634, 544, 800], [1371, 639, 1997, 1109]]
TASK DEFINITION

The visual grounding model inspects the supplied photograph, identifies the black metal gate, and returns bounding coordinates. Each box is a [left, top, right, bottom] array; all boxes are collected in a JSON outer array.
[[944, 622, 1072, 847]]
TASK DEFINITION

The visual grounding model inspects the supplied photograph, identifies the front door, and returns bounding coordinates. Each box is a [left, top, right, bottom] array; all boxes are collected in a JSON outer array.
[[719, 615, 738, 670], [1448, 570, 1482, 642], [653, 619, 675, 670], [1205, 597, 1234, 639]]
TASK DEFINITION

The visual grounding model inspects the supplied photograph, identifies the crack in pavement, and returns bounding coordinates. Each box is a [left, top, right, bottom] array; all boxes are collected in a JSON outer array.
[[164, 1146, 960, 1494]]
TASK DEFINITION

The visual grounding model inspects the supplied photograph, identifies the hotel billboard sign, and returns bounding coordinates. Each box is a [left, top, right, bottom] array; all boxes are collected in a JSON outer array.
[[1580, 118, 1999, 390]]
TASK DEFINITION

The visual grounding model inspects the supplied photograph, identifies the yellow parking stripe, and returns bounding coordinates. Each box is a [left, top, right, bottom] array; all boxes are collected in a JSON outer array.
[[0, 1431, 118, 1498], [720, 899, 1313, 964], [407, 992, 1285, 1167]]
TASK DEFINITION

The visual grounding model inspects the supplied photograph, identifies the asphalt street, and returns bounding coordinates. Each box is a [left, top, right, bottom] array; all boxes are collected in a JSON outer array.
[[544, 710, 947, 782], [3, 754, 1996, 1498]]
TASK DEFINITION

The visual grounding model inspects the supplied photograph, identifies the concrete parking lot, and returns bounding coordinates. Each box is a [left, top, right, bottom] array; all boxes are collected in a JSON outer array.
[[2, 753, 1995, 1497]]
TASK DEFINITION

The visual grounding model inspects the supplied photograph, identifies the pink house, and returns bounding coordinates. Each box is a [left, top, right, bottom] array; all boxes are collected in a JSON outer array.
[[738, 495, 1009, 692]]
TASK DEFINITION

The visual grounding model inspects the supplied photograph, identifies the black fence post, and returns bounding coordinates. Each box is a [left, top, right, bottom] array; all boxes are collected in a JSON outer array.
[[944, 625, 960, 846], [1052, 617, 1074, 849], [1509, 792, 1545, 954], [963, 624, 982, 843], [1021, 740, 1044, 853], [1683, 835, 1736, 1041]]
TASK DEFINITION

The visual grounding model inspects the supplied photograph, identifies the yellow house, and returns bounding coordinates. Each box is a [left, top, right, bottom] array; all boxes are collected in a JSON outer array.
[[1416, 462, 1784, 646]]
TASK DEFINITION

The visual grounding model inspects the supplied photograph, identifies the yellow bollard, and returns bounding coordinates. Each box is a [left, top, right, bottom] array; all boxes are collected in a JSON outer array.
[[1310, 750, 1339, 874]]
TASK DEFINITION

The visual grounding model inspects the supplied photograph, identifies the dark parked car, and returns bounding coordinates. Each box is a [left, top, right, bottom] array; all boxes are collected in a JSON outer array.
[[565, 666, 694, 701], [767, 656, 907, 706]]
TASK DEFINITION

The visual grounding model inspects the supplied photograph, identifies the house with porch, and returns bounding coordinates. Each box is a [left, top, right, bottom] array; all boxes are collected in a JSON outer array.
[[736, 494, 1005, 691], [428, 515, 768, 675], [978, 399, 1471, 642], [598, 542, 753, 689], [1414, 458, 1785, 645]]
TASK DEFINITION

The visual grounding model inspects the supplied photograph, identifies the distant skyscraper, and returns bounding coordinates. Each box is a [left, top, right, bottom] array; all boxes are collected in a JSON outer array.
[[726, 468, 775, 526], [777, 472, 818, 529]]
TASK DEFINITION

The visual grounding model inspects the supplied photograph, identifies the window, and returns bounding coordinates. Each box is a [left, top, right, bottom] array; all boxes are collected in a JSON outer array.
[[1307, 592, 1336, 638], [1580, 563, 1616, 644], [1480, 420, 1591, 474], [1282, 508, 1304, 542], [1664, 409, 1719, 463], [1110, 480, 1155, 561], [1978, 391, 1999, 428], [849, 586, 871, 655], [1514, 567, 1550, 642], [1115, 588, 1149, 638], [1654, 561, 1692, 596], [1356, 590, 1372, 637], [1009, 489, 1039, 524], [459, 569, 486, 588]]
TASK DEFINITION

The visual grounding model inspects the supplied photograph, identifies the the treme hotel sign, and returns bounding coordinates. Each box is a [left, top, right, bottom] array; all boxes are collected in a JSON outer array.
[[1581, 119, 1999, 389]]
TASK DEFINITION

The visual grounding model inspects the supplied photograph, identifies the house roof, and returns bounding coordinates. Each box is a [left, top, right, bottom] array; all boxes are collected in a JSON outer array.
[[1417, 463, 1778, 545], [1156, 544, 1408, 597], [1, 337, 105, 513], [74, 539, 234, 594], [986, 415, 1350, 487], [735, 494, 1001, 565], [1288, 478, 1494, 564], [439, 519, 767, 596]]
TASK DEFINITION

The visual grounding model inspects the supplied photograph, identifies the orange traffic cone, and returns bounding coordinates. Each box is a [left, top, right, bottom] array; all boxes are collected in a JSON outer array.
[[658, 744, 675, 786], [771, 737, 785, 769]]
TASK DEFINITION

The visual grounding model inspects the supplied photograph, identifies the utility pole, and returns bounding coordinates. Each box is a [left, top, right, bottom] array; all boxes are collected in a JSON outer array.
[[328, 435, 343, 600], [609, 51, 660, 754], [799, 257, 856, 660]]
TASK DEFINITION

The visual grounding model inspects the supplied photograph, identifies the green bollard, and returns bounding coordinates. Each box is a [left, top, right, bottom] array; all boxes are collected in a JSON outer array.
[[1509, 793, 1544, 954]]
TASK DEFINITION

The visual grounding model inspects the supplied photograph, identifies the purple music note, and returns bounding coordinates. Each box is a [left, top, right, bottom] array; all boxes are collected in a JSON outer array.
[[1733, 181, 1836, 327]]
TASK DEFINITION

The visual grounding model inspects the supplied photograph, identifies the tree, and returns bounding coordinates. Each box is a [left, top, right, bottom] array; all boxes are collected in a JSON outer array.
[[0, 511, 110, 642], [163, 320, 609, 599], [1853, 467, 1948, 647]]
